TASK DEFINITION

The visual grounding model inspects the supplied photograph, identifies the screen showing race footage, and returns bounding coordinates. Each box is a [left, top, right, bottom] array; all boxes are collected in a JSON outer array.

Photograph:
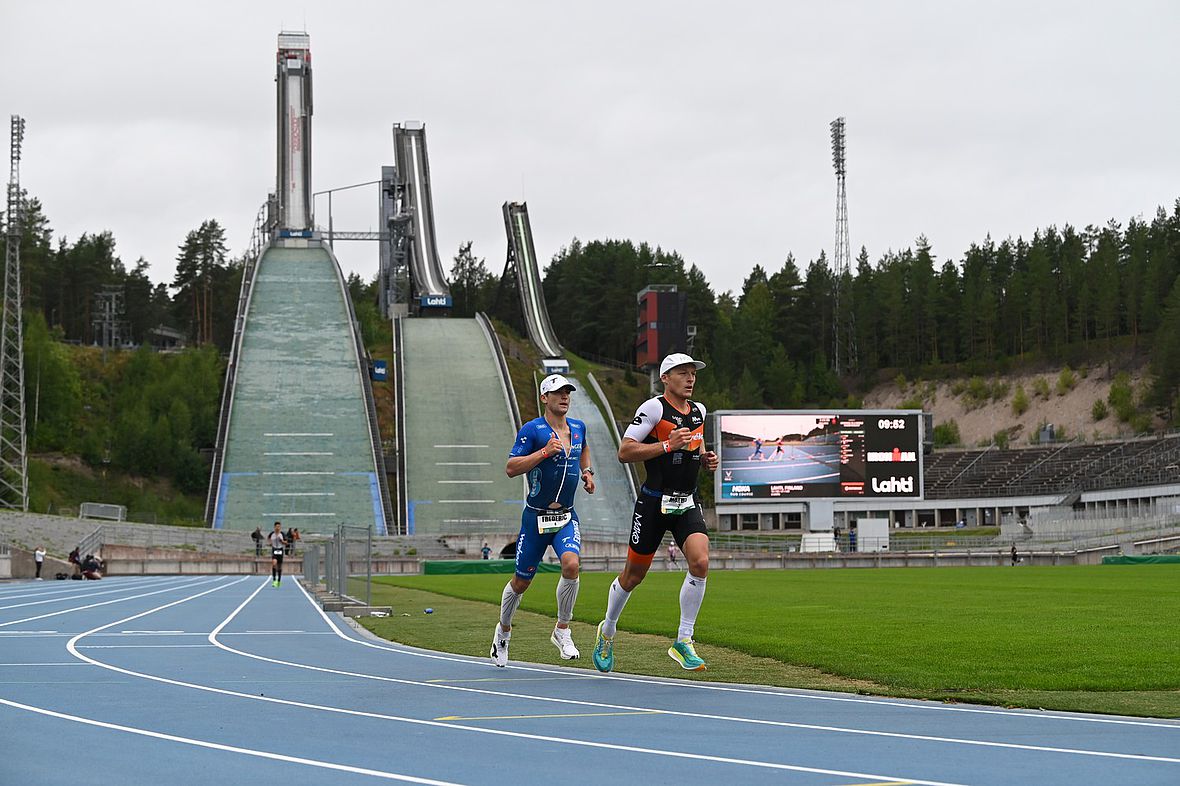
[[715, 411, 923, 501]]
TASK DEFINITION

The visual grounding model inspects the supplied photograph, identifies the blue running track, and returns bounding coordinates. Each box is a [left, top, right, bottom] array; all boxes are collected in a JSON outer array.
[[1, 576, 1177, 784]]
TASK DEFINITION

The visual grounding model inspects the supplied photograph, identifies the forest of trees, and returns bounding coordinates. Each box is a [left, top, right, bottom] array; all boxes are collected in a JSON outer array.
[[452, 200, 1180, 423], [4, 189, 1180, 505], [0, 196, 236, 497], [0, 197, 243, 352]]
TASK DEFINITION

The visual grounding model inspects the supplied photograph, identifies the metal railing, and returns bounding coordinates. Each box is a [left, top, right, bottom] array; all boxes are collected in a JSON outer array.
[[321, 524, 372, 606], [478, 312, 522, 429], [204, 200, 271, 524]]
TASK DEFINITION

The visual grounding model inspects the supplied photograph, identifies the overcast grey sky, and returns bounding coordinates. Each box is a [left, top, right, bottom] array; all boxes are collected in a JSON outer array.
[[3, 1, 1178, 296]]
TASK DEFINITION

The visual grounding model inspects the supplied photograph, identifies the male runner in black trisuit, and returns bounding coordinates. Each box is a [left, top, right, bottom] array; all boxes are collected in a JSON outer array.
[[593, 353, 719, 672]]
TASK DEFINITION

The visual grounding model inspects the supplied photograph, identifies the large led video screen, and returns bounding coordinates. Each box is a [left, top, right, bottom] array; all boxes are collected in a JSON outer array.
[[715, 410, 924, 501]]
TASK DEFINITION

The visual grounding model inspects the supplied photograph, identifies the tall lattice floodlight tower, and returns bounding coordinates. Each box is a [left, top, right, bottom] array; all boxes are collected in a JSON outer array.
[[0, 116, 28, 511], [830, 117, 856, 374]]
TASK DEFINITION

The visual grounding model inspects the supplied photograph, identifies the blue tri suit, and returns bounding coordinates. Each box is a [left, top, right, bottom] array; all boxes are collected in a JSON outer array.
[[508, 416, 587, 580]]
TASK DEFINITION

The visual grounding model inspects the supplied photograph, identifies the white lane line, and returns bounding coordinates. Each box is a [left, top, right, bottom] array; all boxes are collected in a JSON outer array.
[[205, 584, 970, 784], [121, 630, 185, 634], [261, 513, 337, 517], [436, 481, 493, 485], [0, 631, 59, 636], [0, 663, 88, 666], [434, 462, 491, 466], [262, 471, 335, 476], [0, 697, 462, 785], [58, 577, 965, 785], [0, 577, 224, 629], [436, 500, 495, 504], [79, 645, 215, 649], [432, 445, 488, 449], [1, 583, 167, 611], [316, 595, 1180, 734], [263, 452, 334, 456], [263, 493, 336, 497], [0, 576, 177, 602], [290, 582, 1180, 749], [265, 433, 334, 437]]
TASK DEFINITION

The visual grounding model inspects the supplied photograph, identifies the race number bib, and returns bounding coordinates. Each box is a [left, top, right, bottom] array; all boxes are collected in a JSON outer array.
[[661, 493, 694, 516], [537, 510, 572, 534], [272, 547, 284, 557]]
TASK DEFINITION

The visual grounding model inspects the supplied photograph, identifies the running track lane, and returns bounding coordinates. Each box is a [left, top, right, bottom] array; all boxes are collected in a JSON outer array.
[[1, 576, 1177, 784]]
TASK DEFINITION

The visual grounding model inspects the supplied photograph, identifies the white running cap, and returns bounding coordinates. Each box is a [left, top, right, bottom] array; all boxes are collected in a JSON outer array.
[[540, 374, 577, 395], [660, 353, 706, 375]]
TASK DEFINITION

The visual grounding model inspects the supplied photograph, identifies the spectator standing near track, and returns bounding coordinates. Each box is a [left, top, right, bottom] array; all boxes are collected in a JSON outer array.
[[252, 526, 263, 556], [284, 527, 295, 555], [481, 542, 491, 560], [268, 521, 286, 587], [667, 541, 679, 569], [491, 374, 596, 667], [593, 353, 719, 673], [34, 546, 45, 580]]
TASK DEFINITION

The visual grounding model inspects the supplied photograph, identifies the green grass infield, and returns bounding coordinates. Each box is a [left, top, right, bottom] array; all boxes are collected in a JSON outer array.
[[355, 565, 1180, 718]]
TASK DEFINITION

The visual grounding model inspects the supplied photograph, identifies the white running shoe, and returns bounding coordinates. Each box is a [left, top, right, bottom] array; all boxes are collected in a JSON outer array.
[[551, 626, 580, 660], [490, 624, 510, 667]]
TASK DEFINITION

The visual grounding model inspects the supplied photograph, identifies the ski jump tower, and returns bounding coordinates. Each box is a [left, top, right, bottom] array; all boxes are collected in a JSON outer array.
[[276, 32, 313, 232]]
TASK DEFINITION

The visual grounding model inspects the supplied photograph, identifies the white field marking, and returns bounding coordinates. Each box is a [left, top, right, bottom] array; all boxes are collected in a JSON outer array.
[[0, 662, 87, 666], [54, 576, 963, 786], [432, 445, 488, 449], [121, 630, 185, 634], [441, 520, 502, 524], [0, 576, 177, 602], [263, 452, 334, 456], [0, 577, 224, 628], [0, 697, 463, 786], [225, 631, 334, 636], [436, 481, 493, 484], [293, 581, 1180, 735], [191, 579, 952, 786], [264, 433, 333, 437], [261, 513, 337, 517], [225, 586, 1180, 771], [0, 631, 60, 636], [435, 462, 491, 466], [436, 500, 495, 504], [262, 471, 335, 476], [0, 581, 181, 611], [263, 492, 336, 497], [78, 645, 215, 649]]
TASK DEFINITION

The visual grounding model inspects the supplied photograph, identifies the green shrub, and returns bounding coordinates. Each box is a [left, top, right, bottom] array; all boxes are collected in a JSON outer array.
[[1108, 372, 1135, 422], [993, 430, 1010, 450], [950, 379, 967, 396], [1032, 377, 1051, 399], [1012, 385, 1030, 416], [991, 380, 1010, 401], [900, 396, 924, 410], [1130, 413, 1152, 434], [623, 367, 637, 386], [1078, 364, 1089, 379], [895, 372, 909, 391], [1056, 366, 1078, 396], [967, 376, 988, 401], [933, 420, 961, 447], [1091, 399, 1108, 421]]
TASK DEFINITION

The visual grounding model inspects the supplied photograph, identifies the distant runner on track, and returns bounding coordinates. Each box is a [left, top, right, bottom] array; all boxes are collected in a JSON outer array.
[[593, 353, 719, 673], [491, 374, 596, 667], [268, 521, 286, 588]]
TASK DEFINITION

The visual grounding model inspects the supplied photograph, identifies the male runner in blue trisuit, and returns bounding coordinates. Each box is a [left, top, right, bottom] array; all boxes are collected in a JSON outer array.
[[593, 353, 719, 672], [748, 437, 765, 461], [491, 374, 596, 667]]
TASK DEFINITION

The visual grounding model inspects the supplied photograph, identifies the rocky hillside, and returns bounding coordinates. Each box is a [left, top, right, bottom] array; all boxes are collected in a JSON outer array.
[[863, 362, 1162, 448]]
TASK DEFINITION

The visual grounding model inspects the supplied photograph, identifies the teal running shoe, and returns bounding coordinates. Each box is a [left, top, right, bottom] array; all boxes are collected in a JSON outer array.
[[592, 621, 614, 673], [668, 638, 707, 671]]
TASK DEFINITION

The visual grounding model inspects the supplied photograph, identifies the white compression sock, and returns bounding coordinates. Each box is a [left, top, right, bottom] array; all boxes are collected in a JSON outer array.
[[556, 576, 580, 625], [602, 577, 631, 638], [499, 582, 523, 630], [677, 572, 707, 641]]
